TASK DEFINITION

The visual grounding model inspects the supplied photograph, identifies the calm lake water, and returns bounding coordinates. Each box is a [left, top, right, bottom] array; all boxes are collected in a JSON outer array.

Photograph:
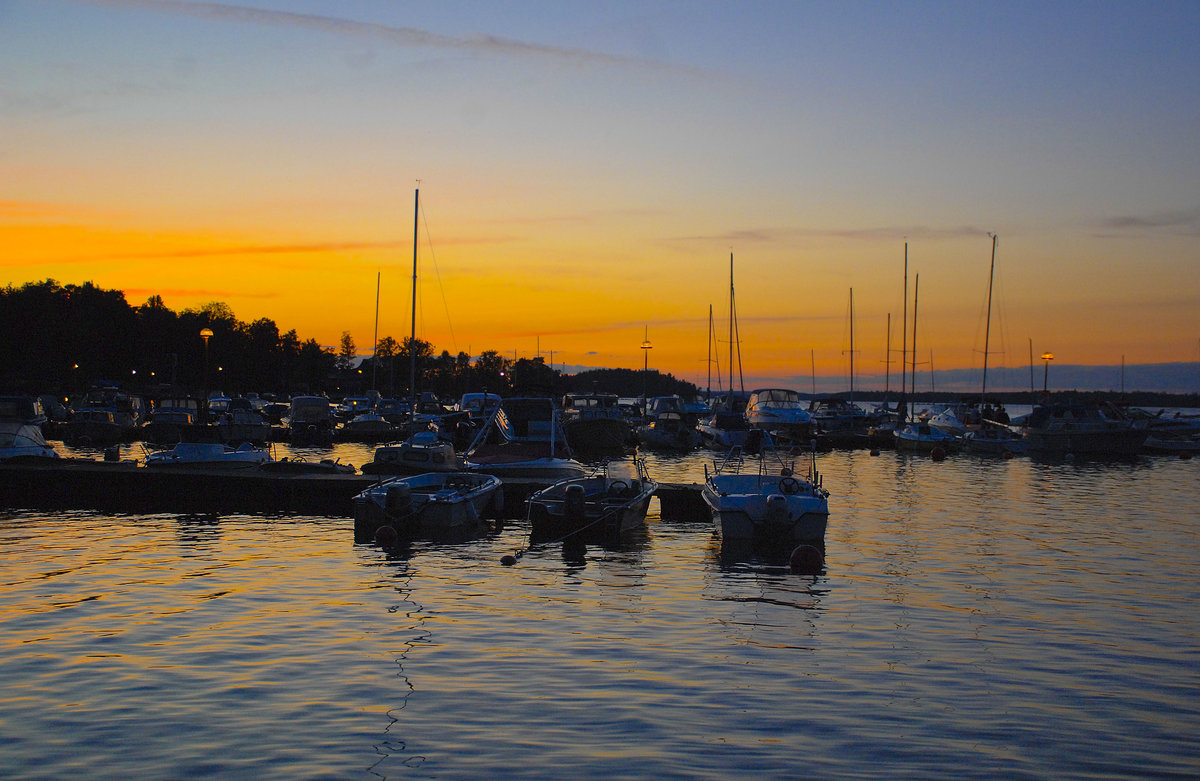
[[2, 437, 1198, 779]]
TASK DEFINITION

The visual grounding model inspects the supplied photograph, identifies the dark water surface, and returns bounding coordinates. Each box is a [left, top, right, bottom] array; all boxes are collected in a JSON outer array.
[[1, 443, 1197, 779]]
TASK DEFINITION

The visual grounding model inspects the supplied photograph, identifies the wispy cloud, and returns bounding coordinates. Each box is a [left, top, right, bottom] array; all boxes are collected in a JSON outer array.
[[78, 0, 676, 70], [665, 225, 989, 246], [1098, 209, 1200, 236]]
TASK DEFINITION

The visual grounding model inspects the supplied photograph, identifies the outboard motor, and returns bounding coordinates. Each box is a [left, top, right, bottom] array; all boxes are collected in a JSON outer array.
[[385, 483, 413, 518], [564, 483, 587, 525], [765, 493, 789, 525]]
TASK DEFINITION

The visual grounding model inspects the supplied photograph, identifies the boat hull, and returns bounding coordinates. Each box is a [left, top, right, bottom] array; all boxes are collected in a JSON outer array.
[[527, 473, 656, 540], [353, 472, 502, 538], [701, 473, 828, 543]]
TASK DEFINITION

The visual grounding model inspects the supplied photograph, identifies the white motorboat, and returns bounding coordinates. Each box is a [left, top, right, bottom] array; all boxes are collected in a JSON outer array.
[[353, 471, 503, 536], [144, 441, 272, 468], [745, 388, 813, 441], [702, 445, 829, 544], [0, 419, 60, 461], [526, 457, 657, 540], [894, 421, 959, 452]]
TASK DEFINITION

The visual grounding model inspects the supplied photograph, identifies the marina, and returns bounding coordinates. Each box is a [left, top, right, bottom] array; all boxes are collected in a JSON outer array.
[[1, 436, 1198, 778]]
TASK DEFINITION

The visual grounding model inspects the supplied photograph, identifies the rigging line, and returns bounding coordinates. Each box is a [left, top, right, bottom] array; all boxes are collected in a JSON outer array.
[[417, 194, 459, 355]]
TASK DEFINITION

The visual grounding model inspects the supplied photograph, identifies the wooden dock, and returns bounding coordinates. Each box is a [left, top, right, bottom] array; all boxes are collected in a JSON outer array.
[[0, 459, 376, 517]]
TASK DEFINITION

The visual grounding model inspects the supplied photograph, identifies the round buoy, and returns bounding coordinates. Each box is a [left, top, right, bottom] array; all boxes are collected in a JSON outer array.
[[374, 525, 399, 548], [790, 544, 824, 575], [1002, 450, 1014, 459], [930, 446, 947, 461], [500, 554, 518, 566], [869, 448, 880, 457]]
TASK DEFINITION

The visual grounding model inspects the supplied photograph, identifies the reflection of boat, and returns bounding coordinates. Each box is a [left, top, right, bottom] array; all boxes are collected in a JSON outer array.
[[465, 397, 587, 481], [145, 441, 272, 469], [353, 471, 503, 537], [702, 445, 829, 544], [526, 458, 657, 540], [560, 392, 632, 453], [1021, 403, 1148, 456]]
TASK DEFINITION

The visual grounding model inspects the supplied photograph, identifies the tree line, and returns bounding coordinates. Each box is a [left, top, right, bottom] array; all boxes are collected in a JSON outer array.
[[0, 279, 699, 403]]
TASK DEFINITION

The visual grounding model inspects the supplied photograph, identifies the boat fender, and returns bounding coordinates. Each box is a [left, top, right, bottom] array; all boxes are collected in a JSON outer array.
[[490, 487, 505, 518], [374, 524, 399, 549], [789, 544, 823, 575]]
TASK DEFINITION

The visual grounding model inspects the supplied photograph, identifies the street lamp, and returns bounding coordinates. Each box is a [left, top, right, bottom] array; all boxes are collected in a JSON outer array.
[[1040, 351, 1054, 393], [640, 327, 653, 417], [200, 328, 213, 420]]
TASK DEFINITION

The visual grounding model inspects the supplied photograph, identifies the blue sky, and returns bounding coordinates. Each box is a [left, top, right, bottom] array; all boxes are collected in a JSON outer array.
[[3, 1, 1198, 391]]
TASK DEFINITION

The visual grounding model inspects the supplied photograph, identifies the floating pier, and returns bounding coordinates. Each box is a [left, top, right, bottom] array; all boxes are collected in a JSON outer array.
[[0, 459, 375, 517]]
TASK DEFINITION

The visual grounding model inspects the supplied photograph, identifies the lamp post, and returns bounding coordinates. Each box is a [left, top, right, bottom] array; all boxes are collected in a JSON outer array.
[[640, 327, 653, 417], [200, 328, 213, 421], [1040, 351, 1054, 393]]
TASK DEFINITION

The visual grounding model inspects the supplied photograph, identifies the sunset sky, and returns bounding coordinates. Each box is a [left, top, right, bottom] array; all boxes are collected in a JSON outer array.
[[3, 1, 1198, 392]]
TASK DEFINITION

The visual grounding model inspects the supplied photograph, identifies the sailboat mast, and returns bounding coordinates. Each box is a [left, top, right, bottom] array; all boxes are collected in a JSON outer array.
[[884, 312, 891, 398], [982, 233, 996, 401], [409, 186, 419, 429], [899, 244, 909, 420], [911, 273, 920, 402], [700, 303, 710, 400], [372, 270, 380, 392], [849, 288, 855, 402], [728, 253, 734, 400]]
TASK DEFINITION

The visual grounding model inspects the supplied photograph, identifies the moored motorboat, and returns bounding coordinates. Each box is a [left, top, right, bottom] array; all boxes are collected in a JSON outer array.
[[1021, 403, 1148, 456], [894, 421, 960, 453], [745, 388, 813, 442], [701, 445, 829, 544], [526, 457, 657, 541], [464, 397, 587, 482], [0, 419, 60, 461], [560, 392, 633, 454], [144, 441, 272, 469], [361, 429, 460, 475], [962, 421, 1027, 456], [353, 471, 503, 538]]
